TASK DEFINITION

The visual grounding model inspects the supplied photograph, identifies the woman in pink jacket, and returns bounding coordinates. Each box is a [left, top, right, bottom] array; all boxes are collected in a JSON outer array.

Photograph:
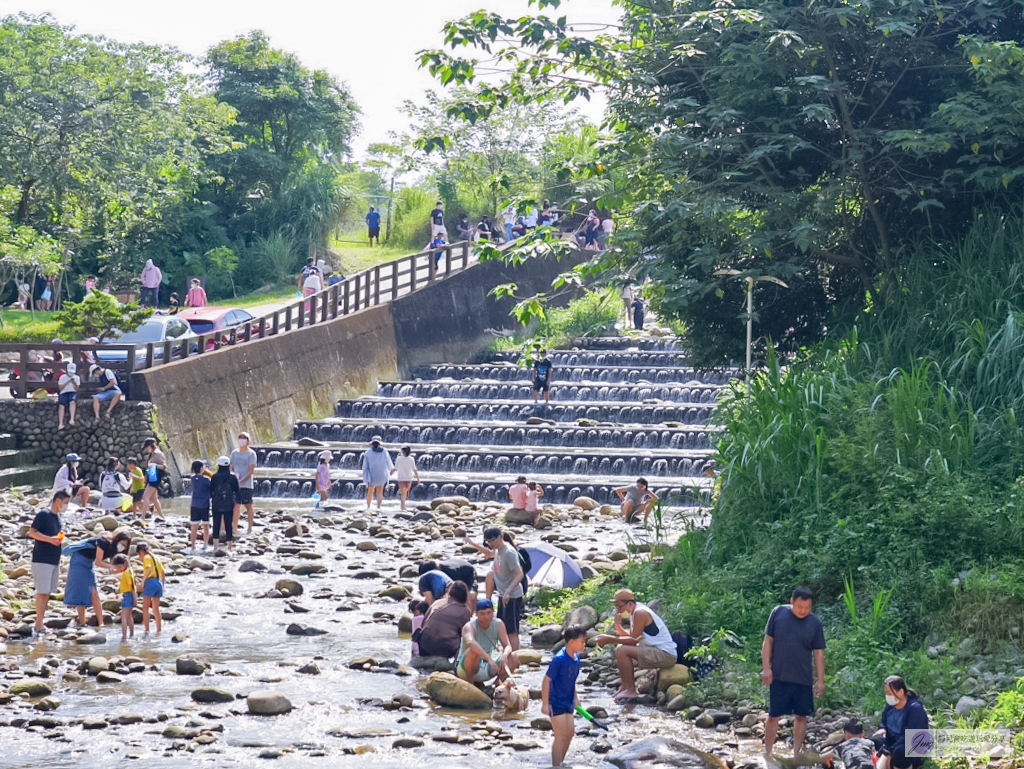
[[185, 278, 207, 308]]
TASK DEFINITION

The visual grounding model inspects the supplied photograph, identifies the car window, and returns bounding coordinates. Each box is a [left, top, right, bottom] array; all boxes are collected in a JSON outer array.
[[166, 320, 189, 339], [114, 320, 165, 344], [188, 320, 216, 334]]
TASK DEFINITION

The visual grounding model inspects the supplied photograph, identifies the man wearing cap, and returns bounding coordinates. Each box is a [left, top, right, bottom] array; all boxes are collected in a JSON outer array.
[[28, 488, 69, 636], [230, 432, 258, 535], [56, 362, 80, 429], [456, 598, 520, 685], [88, 363, 122, 419], [483, 526, 525, 651], [595, 589, 679, 702], [361, 435, 394, 512]]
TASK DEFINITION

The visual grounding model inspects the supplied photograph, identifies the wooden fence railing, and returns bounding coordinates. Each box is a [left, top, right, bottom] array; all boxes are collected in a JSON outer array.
[[0, 241, 474, 400]]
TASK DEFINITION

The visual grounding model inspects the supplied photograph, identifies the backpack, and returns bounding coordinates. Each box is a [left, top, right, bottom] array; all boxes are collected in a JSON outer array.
[[672, 631, 694, 664], [145, 464, 159, 483], [517, 547, 532, 592], [211, 475, 235, 509], [100, 471, 121, 496]]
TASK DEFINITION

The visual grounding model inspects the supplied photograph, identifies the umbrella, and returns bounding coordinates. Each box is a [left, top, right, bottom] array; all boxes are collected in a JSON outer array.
[[521, 542, 584, 589]]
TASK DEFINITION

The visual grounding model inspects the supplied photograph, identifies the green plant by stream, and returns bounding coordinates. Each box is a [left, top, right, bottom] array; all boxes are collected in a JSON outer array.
[[547, 213, 1024, 736]]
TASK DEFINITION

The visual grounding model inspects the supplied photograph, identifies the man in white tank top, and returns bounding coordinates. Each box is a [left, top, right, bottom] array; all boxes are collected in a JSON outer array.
[[595, 588, 678, 702]]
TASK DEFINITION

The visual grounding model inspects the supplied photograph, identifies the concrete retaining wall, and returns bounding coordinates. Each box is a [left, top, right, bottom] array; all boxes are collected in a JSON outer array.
[[130, 252, 582, 479]]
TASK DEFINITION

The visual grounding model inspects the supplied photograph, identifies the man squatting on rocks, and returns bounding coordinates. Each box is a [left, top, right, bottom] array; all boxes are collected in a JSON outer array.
[[762, 585, 826, 756], [595, 588, 678, 702]]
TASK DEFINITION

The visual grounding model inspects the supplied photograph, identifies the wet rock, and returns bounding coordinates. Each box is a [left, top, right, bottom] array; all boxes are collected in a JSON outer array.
[[378, 585, 409, 601], [34, 696, 61, 712], [393, 737, 424, 749], [10, 680, 52, 697], [509, 739, 541, 751], [506, 508, 538, 525], [94, 515, 120, 531], [357, 541, 378, 552], [409, 512, 435, 523], [247, 690, 292, 716], [192, 688, 235, 703], [563, 605, 599, 631], [96, 671, 124, 684], [348, 656, 378, 669], [397, 613, 413, 633], [591, 738, 613, 753], [517, 649, 543, 666], [525, 417, 555, 426], [607, 737, 727, 769], [258, 749, 283, 759], [394, 665, 415, 677], [171, 633, 190, 643], [175, 655, 210, 676], [75, 632, 106, 645], [599, 504, 614, 516], [531, 624, 563, 647], [531, 717, 552, 731], [423, 672, 492, 709], [410, 656, 452, 671], [573, 496, 599, 510], [335, 601, 359, 612], [658, 664, 691, 692], [666, 684, 684, 701], [429, 495, 471, 509], [82, 718, 108, 730], [239, 560, 268, 573], [667, 695, 686, 711], [187, 557, 216, 571], [283, 523, 306, 538], [297, 662, 321, 675], [286, 623, 327, 636], [290, 563, 327, 576], [274, 579, 303, 597], [112, 713, 144, 725], [328, 726, 400, 738], [695, 712, 716, 728], [86, 657, 110, 675]]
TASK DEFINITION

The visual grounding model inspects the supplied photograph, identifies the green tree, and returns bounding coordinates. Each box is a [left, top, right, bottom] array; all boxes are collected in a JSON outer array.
[[421, 0, 1024, 365], [53, 291, 151, 342]]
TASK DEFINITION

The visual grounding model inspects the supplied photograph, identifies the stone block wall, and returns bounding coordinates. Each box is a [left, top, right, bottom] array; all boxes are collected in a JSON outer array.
[[0, 400, 158, 484]]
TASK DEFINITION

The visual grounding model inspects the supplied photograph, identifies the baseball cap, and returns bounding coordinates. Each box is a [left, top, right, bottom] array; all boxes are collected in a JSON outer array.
[[370, 435, 382, 444], [476, 599, 494, 612], [611, 589, 636, 604], [66, 453, 80, 462], [66, 363, 77, 376], [216, 456, 230, 466]]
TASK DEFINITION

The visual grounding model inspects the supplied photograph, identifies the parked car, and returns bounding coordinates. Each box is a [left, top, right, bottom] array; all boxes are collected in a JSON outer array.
[[178, 307, 263, 350], [97, 316, 197, 363]]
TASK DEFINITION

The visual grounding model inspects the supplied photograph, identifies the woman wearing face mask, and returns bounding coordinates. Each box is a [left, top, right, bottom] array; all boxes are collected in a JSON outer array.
[[53, 453, 91, 507], [63, 531, 132, 628], [361, 435, 394, 512], [875, 675, 928, 769]]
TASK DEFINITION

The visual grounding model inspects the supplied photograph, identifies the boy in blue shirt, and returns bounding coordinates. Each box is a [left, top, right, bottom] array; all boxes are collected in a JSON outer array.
[[542, 624, 587, 766], [187, 460, 212, 553]]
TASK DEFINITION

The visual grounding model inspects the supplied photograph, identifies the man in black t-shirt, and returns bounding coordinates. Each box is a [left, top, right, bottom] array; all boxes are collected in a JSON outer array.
[[430, 201, 447, 238], [532, 349, 554, 404], [762, 586, 826, 757], [28, 488, 69, 635]]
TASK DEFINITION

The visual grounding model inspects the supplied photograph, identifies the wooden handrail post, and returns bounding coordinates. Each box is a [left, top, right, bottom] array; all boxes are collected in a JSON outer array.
[[428, 249, 437, 283], [409, 254, 417, 292], [364, 271, 371, 307], [343, 279, 350, 314], [285, 303, 293, 332], [298, 296, 307, 328], [391, 260, 399, 301], [163, 340, 172, 363], [353, 275, 361, 311], [462, 240, 470, 268], [445, 245, 453, 275], [373, 265, 381, 306]]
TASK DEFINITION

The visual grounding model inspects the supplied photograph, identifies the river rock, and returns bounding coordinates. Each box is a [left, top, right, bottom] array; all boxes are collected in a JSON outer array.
[[666, 684, 684, 701], [284, 523, 306, 538], [423, 672, 492, 709], [531, 624, 563, 647], [175, 655, 209, 675], [192, 687, 235, 703], [290, 563, 327, 576], [410, 656, 452, 671], [239, 560, 268, 573], [187, 556, 215, 571], [658, 664, 691, 692], [563, 605, 599, 631], [607, 737, 727, 769], [97, 671, 124, 684], [34, 696, 61, 711], [506, 508, 537, 525], [393, 737, 424, 749], [11, 680, 52, 697], [94, 515, 119, 531], [695, 711, 716, 728], [378, 585, 409, 601], [286, 623, 327, 636], [430, 496, 470, 510], [572, 496, 598, 510], [82, 718, 108, 730], [599, 504, 614, 516], [76, 632, 106, 645], [667, 695, 686, 711], [517, 649, 543, 666], [397, 612, 413, 633], [87, 657, 110, 675], [247, 690, 292, 716], [275, 579, 303, 597], [356, 541, 378, 552], [297, 662, 321, 675], [955, 695, 986, 715]]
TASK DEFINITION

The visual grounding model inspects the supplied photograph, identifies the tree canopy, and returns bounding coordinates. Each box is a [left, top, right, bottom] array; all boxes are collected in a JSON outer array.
[[422, 0, 1024, 365]]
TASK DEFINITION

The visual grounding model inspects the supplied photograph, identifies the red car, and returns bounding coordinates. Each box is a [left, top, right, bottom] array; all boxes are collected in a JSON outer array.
[[178, 307, 264, 350]]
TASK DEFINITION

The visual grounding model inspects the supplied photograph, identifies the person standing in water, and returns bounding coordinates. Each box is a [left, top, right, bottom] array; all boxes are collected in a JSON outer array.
[[532, 349, 553, 404], [393, 444, 420, 511], [230, 432, 257, 534], [362, 436, 394, 512], [315, 450, 332, 506]]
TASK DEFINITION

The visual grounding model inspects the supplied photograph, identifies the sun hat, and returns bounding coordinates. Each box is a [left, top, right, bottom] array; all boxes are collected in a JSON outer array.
[[611, 589, 636, 603], [66, 453, 80, 462]]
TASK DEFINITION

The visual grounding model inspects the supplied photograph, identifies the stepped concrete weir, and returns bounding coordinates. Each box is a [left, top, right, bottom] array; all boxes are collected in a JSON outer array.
[[252, 338, 725, 512]]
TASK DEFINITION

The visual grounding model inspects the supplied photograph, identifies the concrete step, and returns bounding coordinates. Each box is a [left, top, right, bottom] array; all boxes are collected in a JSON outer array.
[[0, 448, 42, 470], [490, 350, 695, 367], [0, 433, 17, 451], [411, 363, 736, 385], [375, 380, 721, 404], [0, 465, 54, 488]]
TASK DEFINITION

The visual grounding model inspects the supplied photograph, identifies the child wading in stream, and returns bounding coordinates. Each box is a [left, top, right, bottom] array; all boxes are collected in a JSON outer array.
[[113, 554, 136, 641], [543, 624, 587, 766]]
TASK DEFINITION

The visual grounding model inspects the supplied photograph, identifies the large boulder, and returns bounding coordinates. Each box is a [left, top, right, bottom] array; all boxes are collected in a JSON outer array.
[[10, 680, 52, 697], [275, 579, 303, 597], [175, 655, 209, 676], [606, 737, 727, 769], [657, 664, 691, 693], [191, 687, 235, 704], [247, 690, 292, 716], [94, 515, 120, 532], [563, 605, 599, 631], [531, 624, 563, 648], [422, 672, 492, 709], [430, 496, 470, 510], [572, 496, 599, 510], [505, 508, 537, 526]]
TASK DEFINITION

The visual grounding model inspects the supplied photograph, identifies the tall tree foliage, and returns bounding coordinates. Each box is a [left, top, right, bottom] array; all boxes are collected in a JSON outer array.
[[422, 0, 1024, 365]]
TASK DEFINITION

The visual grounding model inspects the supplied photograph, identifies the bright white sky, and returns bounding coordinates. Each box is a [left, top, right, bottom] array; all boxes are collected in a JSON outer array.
[[9, 0, 619, 157]]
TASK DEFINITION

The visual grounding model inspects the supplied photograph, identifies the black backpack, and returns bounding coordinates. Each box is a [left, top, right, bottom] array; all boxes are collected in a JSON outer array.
[[211, 475, 235, 509], [672, 631, 693, 664], [517, 547, 532, 592]]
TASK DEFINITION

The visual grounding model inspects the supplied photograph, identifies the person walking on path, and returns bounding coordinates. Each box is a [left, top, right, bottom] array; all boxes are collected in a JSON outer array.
[[210, 456, 239, 553], [631, 296, 646, 331], [28, 488, 69, 636], [430, 201, 447, 239], [53, 453, 90, 507], [543, 624, 587, 767], [188, 459, 212, 552], [140, 259, 162, 307], [761, 586, 827, 758], [57, 362, 80, 429], [876, 675, 928, 769], [532, 349, 553, 404], [366, 207, 382, 245], [230, 432, 258, 535], [63, 531, 132, 629], [362, 435, 394, 511], [88, 364, 122, 420], [456, 599, 520, 684], [185, 278, 207, 308], [393, 444, 420, 511], [141, 438, 167, 519], [595, 588, 679, 702], [483, 525, 525, 651], [620, 284, 634, 322], [136, 541, 164, 634]]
